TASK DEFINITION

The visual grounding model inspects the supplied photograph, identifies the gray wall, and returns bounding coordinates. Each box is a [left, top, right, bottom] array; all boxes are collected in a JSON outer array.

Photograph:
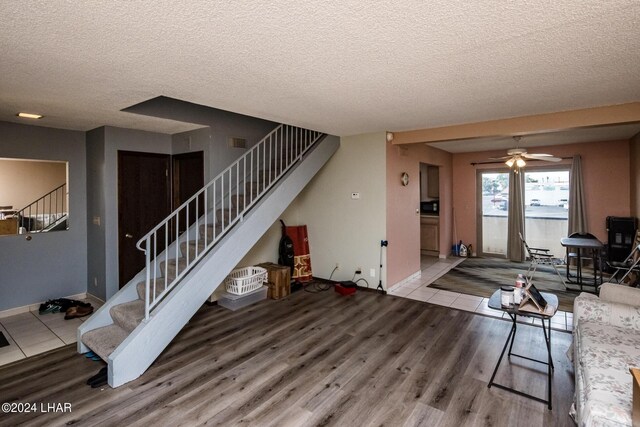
[[0, 121, 87, 311], [127, 96, 277, 182], [171, 123, 277, 184], [86, 128, 107, 300]]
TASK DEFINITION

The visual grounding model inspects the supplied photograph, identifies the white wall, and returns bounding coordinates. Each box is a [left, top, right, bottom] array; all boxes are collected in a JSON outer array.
[[240, 133, 387, 288]]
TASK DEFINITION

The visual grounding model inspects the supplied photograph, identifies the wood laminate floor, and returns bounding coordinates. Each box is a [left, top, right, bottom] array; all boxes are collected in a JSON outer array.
[[0, 288, 575, 426]]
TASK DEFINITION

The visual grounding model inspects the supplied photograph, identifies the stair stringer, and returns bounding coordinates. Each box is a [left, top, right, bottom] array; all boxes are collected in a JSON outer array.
[[106, 134, 339, 387]]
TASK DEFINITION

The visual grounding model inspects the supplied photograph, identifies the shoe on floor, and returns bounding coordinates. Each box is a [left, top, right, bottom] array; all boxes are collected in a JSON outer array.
[[65, 305, 94, 320], [39, 300, 63, 314], [86, 367, 108, 385], [87, 366, 108, 388]]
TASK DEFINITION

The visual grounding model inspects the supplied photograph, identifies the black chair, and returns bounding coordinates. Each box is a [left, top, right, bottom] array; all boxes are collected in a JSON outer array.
[[606, 231, 640, 285]]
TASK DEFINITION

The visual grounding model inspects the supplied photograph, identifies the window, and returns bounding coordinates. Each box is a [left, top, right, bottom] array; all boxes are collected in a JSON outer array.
[[523, 169, 569, 257]]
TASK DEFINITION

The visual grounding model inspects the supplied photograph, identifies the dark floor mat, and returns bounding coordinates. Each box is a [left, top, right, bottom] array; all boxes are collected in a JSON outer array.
[[0, 331, 10, 348]]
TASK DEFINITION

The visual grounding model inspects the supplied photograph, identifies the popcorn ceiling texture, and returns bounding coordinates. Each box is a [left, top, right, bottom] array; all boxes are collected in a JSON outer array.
[[0, 1, 638, 135]]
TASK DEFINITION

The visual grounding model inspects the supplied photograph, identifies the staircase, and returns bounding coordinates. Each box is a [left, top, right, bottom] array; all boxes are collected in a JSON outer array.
[[78, 125, 339, 387], [16, 183, 67, 233]]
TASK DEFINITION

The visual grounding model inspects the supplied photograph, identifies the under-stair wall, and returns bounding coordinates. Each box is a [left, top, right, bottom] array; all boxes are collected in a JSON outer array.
[[78, 133, 339, 387]]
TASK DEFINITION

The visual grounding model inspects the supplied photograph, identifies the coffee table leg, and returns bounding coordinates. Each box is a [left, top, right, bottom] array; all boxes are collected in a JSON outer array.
[[508, 314, 517, 357], [488, 314, 516, 388], [544, 318, 553, 409]]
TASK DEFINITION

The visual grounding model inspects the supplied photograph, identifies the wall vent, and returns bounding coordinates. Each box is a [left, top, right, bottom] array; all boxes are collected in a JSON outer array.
[[228, 137, 247, 149]]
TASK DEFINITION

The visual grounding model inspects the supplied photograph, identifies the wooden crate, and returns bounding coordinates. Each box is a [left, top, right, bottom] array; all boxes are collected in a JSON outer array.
[[257, 262, 291, 300], [0, 217, 18, 235]]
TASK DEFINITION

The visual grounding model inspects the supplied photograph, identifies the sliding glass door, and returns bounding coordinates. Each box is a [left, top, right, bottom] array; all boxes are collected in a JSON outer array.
[[478, 171, 510, 257], [523, 169, 569, 257]]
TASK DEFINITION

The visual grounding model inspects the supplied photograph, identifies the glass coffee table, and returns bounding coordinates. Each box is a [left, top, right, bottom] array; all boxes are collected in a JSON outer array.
[[487, 288, 558, 410]]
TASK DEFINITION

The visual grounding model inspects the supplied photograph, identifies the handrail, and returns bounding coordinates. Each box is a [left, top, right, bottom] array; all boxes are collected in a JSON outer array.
[[16, 183, 67, 233], [136, 124, 325, 320]]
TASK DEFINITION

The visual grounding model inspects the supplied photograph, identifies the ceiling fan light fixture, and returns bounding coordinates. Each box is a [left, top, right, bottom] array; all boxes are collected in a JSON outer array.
[[516, 157, 526, 168], [505, 158, 515, 167]]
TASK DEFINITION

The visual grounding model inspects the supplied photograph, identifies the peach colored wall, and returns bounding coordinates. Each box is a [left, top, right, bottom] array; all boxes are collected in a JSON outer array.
[[452, 139, 631, 250], [0, 158, 67, 211], [386, 142, 452, 286]]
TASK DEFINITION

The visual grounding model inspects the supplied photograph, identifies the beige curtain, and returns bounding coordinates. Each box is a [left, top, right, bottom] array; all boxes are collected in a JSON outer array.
[[507, 168, 525, 261], [568, 155, 587, 235]]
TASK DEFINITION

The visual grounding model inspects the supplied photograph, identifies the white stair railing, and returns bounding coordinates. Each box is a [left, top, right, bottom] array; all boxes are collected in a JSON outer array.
[[136, 124, 325, 320]]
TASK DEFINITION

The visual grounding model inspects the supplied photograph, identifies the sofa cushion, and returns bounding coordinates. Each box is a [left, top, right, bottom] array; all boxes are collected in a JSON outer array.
[[576, 320, 640, 426], [574, 291, 640, 331]]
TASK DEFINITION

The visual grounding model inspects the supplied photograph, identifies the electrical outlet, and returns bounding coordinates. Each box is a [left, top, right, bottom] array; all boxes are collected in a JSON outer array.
[[335, 262, 340, 270], [355, 266, 362, 274], [369, 268, 376, 278]]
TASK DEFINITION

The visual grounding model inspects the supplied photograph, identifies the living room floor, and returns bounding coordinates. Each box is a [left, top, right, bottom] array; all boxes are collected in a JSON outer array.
[[0, 286, 575, 426], [388, 256, 574, 332]]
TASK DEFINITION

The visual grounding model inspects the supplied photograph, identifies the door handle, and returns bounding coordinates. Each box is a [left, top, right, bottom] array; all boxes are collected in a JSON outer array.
[[125, 233, 133, 239]]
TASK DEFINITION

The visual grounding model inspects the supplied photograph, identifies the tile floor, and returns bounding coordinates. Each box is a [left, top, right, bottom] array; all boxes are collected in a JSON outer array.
[[388, 256, 574, 333], [0, 298, 102, 367]]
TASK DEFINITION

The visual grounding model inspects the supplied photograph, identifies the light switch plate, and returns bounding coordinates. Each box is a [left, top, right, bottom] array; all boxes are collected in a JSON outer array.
[[351, 192, 360, 199]]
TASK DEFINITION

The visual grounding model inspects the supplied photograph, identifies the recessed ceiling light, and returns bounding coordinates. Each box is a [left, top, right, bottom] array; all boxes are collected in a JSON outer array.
[[17, 112, 43, 119]]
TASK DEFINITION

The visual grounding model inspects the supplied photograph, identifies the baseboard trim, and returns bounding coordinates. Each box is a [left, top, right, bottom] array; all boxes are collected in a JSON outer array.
[[389, 270, 421, 290], [0, 292, 94, 319]]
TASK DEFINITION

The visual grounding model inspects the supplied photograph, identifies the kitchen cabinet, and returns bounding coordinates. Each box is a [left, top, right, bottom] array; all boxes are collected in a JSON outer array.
[[427, 166, 439, 198], [420, 216, 439, 254]]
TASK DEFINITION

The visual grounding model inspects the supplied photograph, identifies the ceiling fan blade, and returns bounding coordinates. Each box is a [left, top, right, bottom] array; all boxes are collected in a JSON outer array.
[[522, 153, 562, 162]]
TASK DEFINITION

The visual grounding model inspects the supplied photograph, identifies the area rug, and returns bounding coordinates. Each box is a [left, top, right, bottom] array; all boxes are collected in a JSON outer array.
[[429, 257, 580, 312]]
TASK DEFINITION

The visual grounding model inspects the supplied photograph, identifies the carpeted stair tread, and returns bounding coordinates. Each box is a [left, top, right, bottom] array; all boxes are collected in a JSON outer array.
[[199, 224, 224, 241], [160, 257, 189, 276], [110, 300, 145, 333], [215, 208, 238, 225], [82, 324, 129, 361], [180, 240, 207, 260], [137, 279, 168, 300]]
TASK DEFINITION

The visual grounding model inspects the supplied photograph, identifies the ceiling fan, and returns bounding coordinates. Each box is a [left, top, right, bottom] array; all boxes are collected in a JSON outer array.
[[490, 137, 562, 170]]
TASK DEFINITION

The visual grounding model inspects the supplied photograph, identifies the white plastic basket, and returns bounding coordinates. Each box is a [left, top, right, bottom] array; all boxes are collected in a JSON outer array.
[[225, 266, 268, 295]]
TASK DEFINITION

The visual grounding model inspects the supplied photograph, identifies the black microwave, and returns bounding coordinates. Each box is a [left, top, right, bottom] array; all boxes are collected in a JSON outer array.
[[421, 201, 439, 214]]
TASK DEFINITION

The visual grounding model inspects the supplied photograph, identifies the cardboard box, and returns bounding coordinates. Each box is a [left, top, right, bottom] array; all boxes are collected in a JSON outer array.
[[257, 262, 291, 299]]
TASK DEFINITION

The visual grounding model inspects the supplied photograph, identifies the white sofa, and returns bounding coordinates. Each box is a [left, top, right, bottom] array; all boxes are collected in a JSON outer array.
[[572, 283, 640, 426]]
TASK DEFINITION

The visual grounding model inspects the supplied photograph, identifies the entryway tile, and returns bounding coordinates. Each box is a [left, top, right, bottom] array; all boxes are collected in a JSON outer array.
[[0, 324, 26, 366], [21, 338, 65, 357], [426, 293, 457, 307]]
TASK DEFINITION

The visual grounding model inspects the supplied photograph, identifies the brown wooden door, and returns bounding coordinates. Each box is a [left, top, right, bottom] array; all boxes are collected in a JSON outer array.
[[172, 151, 204, 233], [118, 151, 171, 288]]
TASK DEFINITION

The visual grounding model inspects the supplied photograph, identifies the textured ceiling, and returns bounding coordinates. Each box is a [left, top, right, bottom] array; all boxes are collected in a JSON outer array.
[[1, 1, 639, 137]]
